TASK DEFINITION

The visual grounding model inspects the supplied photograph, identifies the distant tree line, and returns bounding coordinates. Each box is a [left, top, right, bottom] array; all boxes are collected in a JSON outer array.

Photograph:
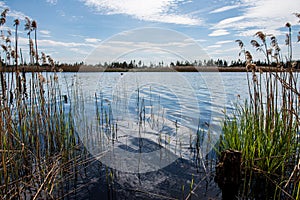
[[230, 59, 300, 68], [170, 59, 228, 67]]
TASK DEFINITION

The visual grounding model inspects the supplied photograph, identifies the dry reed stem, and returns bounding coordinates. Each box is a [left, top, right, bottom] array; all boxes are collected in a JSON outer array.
[[126, 188, 178, 200], [184, 175, 208, 200], [33, 158, 60, 200], [285, 159, 300, 188]]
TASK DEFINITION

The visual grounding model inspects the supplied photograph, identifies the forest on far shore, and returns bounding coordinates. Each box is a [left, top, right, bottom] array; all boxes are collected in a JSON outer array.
[[1, 58, 300, 72]]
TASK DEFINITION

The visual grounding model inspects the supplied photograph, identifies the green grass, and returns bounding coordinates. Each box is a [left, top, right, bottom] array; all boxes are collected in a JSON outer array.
[[219, 59, 300, 199]]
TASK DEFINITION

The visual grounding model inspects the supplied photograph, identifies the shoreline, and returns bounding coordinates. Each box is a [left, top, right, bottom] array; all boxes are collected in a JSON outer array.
[[0, 65, 298, 72]]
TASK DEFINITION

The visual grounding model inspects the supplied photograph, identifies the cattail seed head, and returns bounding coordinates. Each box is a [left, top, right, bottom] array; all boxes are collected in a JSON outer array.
[[38, 73, 46, 83], [253, 74, 257, 82], [54, 74, 58, 81], [14, 19, 20, 26]]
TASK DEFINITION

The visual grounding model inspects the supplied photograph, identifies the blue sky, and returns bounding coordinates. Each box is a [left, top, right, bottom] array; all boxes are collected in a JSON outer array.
[[0, 0, 300, 65]]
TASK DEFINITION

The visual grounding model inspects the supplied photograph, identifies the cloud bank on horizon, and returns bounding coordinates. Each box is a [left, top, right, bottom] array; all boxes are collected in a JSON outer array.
[[0, 0, 299, 64]]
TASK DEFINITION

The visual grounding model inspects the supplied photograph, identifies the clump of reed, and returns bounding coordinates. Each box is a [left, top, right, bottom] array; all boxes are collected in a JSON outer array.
[[219, 14, 300, 199], [0, 8, 100, 199], [0, 71, 91, 199]]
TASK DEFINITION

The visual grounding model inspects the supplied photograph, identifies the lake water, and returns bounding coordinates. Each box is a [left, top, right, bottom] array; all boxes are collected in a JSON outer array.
[[70, 71, 249, 125], [0, 72, 250, 161], [64, 72, 251, 199], [51, 71, 250, 173], [0, 71, 251, 198]]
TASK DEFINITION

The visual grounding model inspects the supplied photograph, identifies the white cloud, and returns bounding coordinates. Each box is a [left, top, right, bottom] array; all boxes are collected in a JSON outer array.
[[69, 34, 86, 38], [234, 29, 283, 37], [46, 0, 58, 5], [40, 30, 51, 38], [195, 39, 207, 42], [18, 37, 96, 48], [70, 15, 84, 22], [216, 40, 233, 45], [209, 29, 230, 36], [243, 0, 299, 21], [9, 11, 28, 20], [210, 47, 240, 61], [38, 39, 97, 48], [85, 38, 101, 43], [82, 0, 202, 25], [17, 37, 94, 63], [216, 16, 245, 27], [210, 5, 240, 14], [212, 0, 300, 37], [40, 30, 50, 35], [207, 44, 221, 48], [0, 2, 29, 20], [69, 47, 90, 55], [82, 28, 211, 64]]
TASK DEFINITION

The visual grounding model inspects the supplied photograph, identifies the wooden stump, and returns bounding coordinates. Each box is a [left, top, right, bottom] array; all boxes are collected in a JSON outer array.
[[215, 149, 242, 200]]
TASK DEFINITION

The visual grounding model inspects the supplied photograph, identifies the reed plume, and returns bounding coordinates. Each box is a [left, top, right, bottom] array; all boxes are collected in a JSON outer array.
[[270, 35, 281, 61], [13, 19, 19, 68], [24, 17, 33, 65], [0, 8, 8, 26], [31, 20, 39, 66], [41, 52, 47, 65], [285, 22, 292, 62], [253, 31, 271, 65]]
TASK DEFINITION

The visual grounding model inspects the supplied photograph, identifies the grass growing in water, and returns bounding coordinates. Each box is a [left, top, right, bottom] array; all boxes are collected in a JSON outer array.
[[0, 9, 111, 198], [0, 71, 110, 199], [219, 30, 300, 198]]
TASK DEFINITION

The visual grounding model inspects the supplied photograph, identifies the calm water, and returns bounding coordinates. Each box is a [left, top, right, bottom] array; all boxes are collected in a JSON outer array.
[[57, 72, 250, 172], [1, 71, 250, 148], [0, 71, 251, 198], [68, 72, 249, 128]]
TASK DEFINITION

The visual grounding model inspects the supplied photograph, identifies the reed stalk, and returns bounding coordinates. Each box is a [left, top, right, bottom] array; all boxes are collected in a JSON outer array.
[[220, 27, 300, 198]]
